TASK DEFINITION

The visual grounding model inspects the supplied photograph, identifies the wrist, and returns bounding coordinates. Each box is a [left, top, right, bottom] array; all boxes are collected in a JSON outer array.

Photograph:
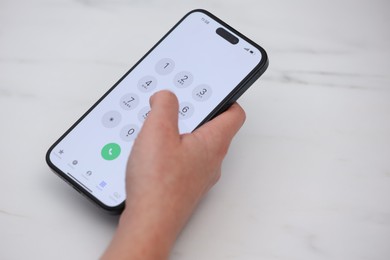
[[119, 207, 179, 249], [102, 208, 177, 260]]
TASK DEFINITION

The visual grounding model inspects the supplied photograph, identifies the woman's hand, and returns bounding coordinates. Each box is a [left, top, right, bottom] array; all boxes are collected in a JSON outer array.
[[102, 90, 246, 260]]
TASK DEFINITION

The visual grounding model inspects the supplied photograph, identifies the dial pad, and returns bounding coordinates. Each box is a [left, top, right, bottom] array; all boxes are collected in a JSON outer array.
[[102, 57, 213, 143]]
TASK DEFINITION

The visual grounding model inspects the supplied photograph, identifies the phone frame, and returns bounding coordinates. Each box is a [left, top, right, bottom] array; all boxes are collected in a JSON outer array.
[[46, 9, 269, 214]]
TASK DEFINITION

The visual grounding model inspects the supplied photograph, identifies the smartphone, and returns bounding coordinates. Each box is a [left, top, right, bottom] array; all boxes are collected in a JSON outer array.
[[46, 9, 268, 214]]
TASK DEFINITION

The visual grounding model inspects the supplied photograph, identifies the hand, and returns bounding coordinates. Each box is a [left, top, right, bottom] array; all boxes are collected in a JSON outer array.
[[102, 90, 246, 259]]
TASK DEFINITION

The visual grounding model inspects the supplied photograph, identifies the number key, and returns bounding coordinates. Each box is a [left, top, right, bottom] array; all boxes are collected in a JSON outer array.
[[178, 102, 194, 119], [155, 58, 175, 75], [138, 75, 157, 92], [120, 93, 139, 110]]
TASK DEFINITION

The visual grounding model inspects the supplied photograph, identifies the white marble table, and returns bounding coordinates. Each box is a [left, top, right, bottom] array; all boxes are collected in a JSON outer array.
[[1, 0, 389, 259]]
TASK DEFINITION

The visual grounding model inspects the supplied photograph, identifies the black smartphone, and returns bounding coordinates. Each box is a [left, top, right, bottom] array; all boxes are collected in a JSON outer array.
[[46, 9, 268, 214]]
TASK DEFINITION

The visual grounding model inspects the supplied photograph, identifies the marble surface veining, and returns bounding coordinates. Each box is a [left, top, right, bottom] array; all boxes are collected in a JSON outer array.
[[1, 0, 389, 259]]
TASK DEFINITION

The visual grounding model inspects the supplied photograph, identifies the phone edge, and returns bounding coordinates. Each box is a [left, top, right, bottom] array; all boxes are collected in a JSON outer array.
[[45, 9, 269, 214]]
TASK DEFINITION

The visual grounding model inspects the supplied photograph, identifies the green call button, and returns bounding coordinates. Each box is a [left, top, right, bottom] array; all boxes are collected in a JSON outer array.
[[101, 143, 121, 160]]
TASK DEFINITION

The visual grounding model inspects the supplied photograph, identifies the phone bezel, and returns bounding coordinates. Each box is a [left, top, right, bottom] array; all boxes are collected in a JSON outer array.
[[46, 9, 269, 214]]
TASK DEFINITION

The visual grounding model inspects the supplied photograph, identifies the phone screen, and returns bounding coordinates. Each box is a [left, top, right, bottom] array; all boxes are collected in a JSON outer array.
[[47, 10, 267, 211]]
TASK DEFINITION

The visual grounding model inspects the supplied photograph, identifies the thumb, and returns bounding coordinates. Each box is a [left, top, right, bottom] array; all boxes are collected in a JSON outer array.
[[140, 90, 180, 141]]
